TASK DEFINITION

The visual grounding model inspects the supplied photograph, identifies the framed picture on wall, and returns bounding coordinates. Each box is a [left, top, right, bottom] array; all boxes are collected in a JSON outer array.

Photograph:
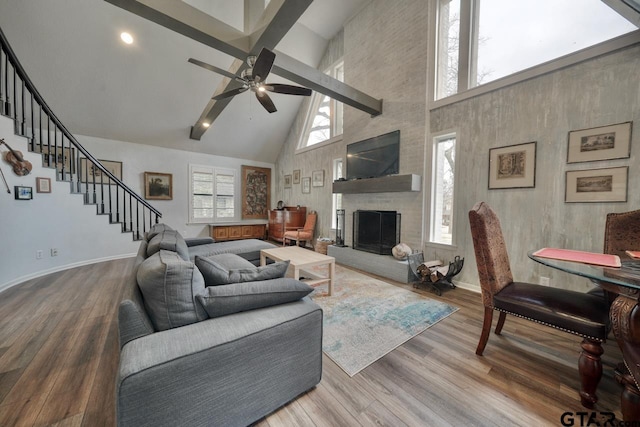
[[284, 174, 292, 189], [40, 146, 76, 173], [241, 165, 271, 219], [302, 177, 311, 194], [79, 158, 122, 184], [565, 166, 628, 203], [144, 172, 173, 200], [312, 170, 324, 187], [567, 122, 632, 163], [293, 169, 301, 184], [36, 177, 51, 193], [488, 141, 536, 189], [14, 186, 32, 200]]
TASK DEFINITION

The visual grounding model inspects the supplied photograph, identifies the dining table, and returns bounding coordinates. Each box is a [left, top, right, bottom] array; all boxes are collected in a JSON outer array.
[[529, 251, 640, 421]]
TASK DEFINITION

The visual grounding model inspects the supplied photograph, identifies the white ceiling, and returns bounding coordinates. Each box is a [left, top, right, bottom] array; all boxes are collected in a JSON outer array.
[[0, 0, 370, 163]]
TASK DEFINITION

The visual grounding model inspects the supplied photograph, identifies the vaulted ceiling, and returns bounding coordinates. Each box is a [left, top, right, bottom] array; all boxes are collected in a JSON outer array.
[[0, 0, 372, 163]]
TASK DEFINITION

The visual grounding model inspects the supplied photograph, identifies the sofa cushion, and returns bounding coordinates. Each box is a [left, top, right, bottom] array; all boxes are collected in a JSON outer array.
[[196, 278, 313, 318], [187, 239, 277, 261], [137, 250, 208, 331], [195, 254, 290, 286], [146, 230, 190, 261], [145, 223, 174, 241]]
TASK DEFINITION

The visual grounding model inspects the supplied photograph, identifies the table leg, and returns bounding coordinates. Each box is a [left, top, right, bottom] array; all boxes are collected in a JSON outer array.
[[260, 253, 266, 266], [578, 339, 603, 408], [293, 265, 300, 280], [328, 261, 335, 296], [611, 295, 640, 421]]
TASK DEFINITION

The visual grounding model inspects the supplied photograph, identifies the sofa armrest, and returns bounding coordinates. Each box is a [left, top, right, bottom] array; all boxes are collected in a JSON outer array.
[[117, 297, 322, 427], [184, 237, 215, 246]]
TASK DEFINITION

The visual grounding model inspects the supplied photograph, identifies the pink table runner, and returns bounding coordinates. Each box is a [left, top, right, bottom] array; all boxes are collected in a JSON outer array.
[[533, 248, 621, 268]]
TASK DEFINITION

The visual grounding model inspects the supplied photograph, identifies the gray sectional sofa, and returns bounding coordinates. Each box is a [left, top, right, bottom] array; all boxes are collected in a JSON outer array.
[[116, 224, 323, 427]]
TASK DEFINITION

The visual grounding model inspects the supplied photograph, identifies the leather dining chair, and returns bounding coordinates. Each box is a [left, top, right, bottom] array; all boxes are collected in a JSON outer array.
[[602, 209, 640, 410], [283, 210, 317, 247], [604, 209, 640, 259], [468, 201, 610, 408]]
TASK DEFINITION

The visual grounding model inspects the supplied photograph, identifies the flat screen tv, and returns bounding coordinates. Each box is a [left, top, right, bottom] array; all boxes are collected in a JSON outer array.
[[346, 130, 400, 180]]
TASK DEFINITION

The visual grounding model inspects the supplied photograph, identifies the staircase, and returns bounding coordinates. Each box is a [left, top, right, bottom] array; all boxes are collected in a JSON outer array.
[[0, 26, 161, 240]]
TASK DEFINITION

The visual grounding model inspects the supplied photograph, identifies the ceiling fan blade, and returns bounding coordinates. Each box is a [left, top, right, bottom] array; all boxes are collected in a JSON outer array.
[[251, 48, 276, 83], [212, 86, 248, 101], [188, 58, 241, 81], [255, 92, 277, 113], [265, 83, 312, 96]]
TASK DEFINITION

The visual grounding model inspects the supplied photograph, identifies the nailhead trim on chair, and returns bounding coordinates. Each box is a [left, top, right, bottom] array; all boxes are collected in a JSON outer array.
[[495, 308, 606, 343]]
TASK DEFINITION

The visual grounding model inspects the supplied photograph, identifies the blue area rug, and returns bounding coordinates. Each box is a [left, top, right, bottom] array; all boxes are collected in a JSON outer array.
[[309, 264, 458, 377]]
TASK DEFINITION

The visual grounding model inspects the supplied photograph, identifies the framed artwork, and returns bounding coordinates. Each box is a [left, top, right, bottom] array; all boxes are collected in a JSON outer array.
[[36, 177, 51, 193], [14, 186, 32, 200], [565, 166, 628, 203], [144, 172, 173, 200], [241, 165, 271, 219], [302, 177, 311, 194], [40, 146, 75, 173], [284, 174, 292, 189], [312, 170, 324, 187], [293, 169, 301, 184], [488, 141, 536, 189], [567, 122, 632, 163], [80, 158, 122, 184]]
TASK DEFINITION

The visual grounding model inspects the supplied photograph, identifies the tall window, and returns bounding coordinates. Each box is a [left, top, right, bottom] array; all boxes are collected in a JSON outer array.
[[189, 165, 235, 223], [430, 135, 456, 245], [299, 61, 344, 148], [435, 0, 637, 100], [332, 158, 343, 229]]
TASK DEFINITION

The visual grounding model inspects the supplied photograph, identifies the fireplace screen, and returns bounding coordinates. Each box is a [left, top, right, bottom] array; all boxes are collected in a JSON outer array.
[[352, 210, 401, 255]]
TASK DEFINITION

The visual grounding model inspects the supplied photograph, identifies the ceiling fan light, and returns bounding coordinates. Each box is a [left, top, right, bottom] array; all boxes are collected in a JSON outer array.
[[202, 122, 210, 128], [257, 86, 266, 92]]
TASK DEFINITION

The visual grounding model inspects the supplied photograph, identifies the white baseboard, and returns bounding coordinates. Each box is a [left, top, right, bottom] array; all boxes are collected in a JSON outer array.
[[0, 253, 137, 294], [452, 280, 480, 293]]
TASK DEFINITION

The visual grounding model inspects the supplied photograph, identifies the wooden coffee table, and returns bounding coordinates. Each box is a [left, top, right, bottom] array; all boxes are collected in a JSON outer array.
[[260, 246, 335, 296]]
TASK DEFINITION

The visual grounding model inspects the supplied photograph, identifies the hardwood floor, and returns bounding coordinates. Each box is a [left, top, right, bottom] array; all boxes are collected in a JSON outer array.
[[0, 258, 625, 426]]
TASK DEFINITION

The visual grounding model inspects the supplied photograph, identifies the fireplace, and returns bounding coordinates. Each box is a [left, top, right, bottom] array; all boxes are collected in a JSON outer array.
[[352, 210, 401, 255]]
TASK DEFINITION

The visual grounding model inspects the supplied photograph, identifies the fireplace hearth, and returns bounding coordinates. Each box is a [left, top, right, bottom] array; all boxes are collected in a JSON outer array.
[[353, 210, 401, 255]]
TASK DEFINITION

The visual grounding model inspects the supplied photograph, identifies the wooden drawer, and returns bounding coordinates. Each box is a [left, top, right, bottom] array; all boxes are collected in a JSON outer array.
[[210, 224, 266, 242]]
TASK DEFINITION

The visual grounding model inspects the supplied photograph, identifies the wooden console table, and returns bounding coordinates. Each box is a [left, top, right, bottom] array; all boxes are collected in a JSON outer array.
[[209, 224, 266, 241]]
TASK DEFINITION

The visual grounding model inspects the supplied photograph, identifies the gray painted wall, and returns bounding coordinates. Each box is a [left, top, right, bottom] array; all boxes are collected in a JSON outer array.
[[275, 0, 429, 250]]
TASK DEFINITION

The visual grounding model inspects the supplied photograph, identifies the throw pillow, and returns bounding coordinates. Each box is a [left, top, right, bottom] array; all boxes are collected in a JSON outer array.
[[196, 278, 313, 318], [195, 255, 290, 286], [145, 223, 174, 241], [146, 229, 190, 261], [137, 250, 208, 331]]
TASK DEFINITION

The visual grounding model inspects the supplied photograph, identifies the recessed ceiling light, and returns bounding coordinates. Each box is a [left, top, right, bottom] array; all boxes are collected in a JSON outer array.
[[120, 32, 134, 45], [202, 122, 210, 128]]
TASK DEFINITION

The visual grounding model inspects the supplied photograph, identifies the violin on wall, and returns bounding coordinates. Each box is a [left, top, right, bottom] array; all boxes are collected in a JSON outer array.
[[0, 138, 32, 176]]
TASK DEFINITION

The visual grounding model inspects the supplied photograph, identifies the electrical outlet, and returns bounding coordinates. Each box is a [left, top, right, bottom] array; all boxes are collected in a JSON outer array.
[[540, 276, 550, 287], [36, 250, 43, 259], [50, 248, 59, 257]]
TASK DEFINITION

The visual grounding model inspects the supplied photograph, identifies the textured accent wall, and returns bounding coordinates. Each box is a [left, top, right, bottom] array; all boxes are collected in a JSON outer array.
[[430, 45, 640, 291]]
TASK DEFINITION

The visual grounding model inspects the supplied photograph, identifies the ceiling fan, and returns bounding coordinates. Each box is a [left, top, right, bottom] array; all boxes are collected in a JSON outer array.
[[188, 48, 312, 114]]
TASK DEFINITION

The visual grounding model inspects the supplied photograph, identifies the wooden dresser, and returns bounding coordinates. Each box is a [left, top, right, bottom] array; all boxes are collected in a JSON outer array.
[[268, 206, 306, 242], [209, 224, 266, 242]]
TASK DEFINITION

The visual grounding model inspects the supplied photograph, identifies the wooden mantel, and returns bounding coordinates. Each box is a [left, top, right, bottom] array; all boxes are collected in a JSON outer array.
[[332, 174, 421, 194]]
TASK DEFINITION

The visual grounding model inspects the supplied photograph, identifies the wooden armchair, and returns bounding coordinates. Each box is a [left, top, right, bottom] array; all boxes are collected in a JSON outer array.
[[283, 211, 317, 247], [468, 201, 609, 408]]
